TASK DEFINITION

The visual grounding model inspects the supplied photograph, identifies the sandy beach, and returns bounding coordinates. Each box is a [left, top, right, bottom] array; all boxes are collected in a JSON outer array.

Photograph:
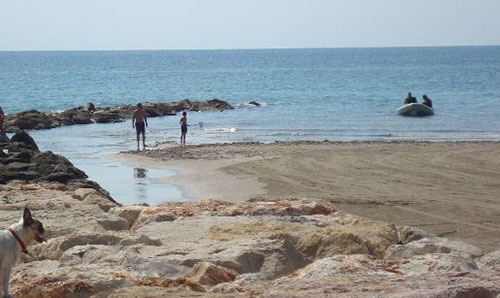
[[119, 141, 500, 252], [4, 131, 500, 296]]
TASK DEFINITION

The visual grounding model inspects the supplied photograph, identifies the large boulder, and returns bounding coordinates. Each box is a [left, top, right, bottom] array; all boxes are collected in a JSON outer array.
[[109, 206, 145, 228], [5, 110, 58, 131], [33, 151, 87, 182], [92, 111, 125, 123], [58, 108, 93, 125], [206, 99, 234, 110], [142, 103, 163, 117], [477, 250, 500, 272], [140, 102, 177, 117], [0, 132, 9, 144], [247, 254, 496, 297], [97, 215, 130, 231], [385, 237, 484, 259], [172, 99, 193, 111], [9, 131, 40, 151], [190, 99, 234, 112], [73, 188, 117, 211], [1, 152, 34, 166], [185, 262, 236, 287], [396, 225, 435, 244], [173, 99, 234, 112], [5, 151, 35, 163], [207, 216, 397, 260], [0, 169, 40, 183], [96, 286, 213, 298], [0, 132, 46, 183], [112, 105, 136, 118]]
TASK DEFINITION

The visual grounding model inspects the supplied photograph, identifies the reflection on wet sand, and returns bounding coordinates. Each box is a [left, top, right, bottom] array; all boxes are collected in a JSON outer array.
[[134, 168, 148, 202], [134, 167, 147, 178]]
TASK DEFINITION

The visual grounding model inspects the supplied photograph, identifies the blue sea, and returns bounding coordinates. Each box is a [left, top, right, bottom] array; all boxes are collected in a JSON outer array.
[[1, 47, 500, 204]]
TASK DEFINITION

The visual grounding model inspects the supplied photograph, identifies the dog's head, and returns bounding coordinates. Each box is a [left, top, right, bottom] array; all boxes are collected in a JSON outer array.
[[22, 208, 47, 244]]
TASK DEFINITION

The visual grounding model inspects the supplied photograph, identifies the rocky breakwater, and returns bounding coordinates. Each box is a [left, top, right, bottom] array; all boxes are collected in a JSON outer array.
[[0, 180, 499, 298], [4, 99, 234, 132], [0, 131, 111, 199]]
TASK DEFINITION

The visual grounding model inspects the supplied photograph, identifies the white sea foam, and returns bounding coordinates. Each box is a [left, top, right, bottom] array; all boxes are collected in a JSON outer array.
[[204, 127, 237, 133], [235, 101, 274, 108], [270, 132, 308, 137]]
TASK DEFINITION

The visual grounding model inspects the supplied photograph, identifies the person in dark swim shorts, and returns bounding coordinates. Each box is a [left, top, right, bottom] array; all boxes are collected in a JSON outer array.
[[136, 121, 145, 135], [180, 111, 188, 146], [132, 103, 148, 151]]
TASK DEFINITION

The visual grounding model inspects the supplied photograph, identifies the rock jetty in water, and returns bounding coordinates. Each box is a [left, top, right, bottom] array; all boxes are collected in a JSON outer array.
[[4, 99, 234, 132]]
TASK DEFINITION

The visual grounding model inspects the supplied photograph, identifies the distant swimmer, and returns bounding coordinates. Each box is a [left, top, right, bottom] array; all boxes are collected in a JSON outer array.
[[404, 92, 417, 104], [422, 95, 433, 108], [179, 111, 188, 146], [132, 103, 148, 151]]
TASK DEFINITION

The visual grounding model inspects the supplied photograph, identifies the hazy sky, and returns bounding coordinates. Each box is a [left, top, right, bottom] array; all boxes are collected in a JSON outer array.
[[1, 0, 500, 50]]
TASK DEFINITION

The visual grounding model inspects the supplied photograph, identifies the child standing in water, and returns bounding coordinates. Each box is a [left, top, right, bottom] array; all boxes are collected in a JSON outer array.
[[180, 111, 188, 146]]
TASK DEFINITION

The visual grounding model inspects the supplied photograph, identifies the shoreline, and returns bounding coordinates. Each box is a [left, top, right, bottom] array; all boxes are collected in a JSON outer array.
[[112, 150, 267, 203], [3, 132, 500, 296], [119, 140, 500, 251]]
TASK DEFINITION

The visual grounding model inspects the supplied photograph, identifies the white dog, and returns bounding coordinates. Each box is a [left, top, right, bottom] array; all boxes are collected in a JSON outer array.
[[0, 208, 46, 298]]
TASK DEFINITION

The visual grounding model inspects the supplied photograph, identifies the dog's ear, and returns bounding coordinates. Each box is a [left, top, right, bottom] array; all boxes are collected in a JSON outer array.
[[23, 208, 34, 226]]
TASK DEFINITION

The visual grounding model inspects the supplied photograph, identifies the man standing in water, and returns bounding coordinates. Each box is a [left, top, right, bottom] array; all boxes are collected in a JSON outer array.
[[132, 103, 148, 151]]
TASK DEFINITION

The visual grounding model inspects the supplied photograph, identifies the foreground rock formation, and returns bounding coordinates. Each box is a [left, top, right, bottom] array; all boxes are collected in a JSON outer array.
[[4, 99, 234, 132], [1, 182, 499, 297], [1, 134, 500, 296]]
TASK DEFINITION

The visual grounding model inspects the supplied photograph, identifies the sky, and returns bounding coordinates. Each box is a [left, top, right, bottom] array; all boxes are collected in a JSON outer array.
[[1, 0, 500, 50]]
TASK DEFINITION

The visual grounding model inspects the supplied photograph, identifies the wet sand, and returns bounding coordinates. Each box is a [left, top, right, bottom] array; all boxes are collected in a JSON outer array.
[[118, 141, 500, 251]]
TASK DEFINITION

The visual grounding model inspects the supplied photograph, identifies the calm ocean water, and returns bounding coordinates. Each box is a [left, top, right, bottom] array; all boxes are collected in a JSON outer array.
[[1, 47, 500, 204]]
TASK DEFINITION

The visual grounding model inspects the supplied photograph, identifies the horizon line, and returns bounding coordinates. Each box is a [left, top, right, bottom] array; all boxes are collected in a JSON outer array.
[[1, 44, 500, 52]]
